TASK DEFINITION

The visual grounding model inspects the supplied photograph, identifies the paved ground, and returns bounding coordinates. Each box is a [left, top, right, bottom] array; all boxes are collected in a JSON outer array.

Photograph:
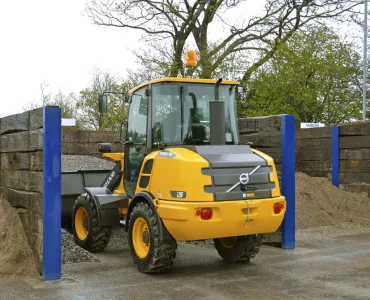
[[1, 225, 370, 300]]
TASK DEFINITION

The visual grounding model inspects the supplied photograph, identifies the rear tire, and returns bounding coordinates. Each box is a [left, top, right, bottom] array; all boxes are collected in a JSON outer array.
[[213, 235, 262, 263], [72, 193, 111, 252], [128, 201, 177, 273]]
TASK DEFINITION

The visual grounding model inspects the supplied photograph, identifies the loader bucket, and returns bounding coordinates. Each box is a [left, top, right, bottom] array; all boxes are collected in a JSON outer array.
[[61, 169, 112, 228]]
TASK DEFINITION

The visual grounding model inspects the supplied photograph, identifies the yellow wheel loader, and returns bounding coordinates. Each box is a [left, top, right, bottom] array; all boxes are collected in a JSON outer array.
[[71, 74, 286, 273]]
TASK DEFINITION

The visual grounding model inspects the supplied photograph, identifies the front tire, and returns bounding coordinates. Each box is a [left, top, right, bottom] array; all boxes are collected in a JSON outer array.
[[128, 202, 177, 273], [72, 193, 111, 252], [213, 235, 262, 263]]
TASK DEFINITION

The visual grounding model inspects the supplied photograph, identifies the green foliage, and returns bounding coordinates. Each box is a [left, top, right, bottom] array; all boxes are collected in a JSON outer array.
[[75, 69, 130, 131], [240, 25, 362, 124], [49, 90, 76, 119]]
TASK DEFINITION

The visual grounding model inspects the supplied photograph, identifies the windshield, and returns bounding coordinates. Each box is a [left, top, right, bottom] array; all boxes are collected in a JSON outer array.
[[151, 82, 239, 147]]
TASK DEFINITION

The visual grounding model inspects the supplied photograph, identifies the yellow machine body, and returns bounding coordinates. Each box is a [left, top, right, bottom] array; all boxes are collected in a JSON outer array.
[[99, 77, 286, 242], [102, 147, 286, 242], [140, 148, 285, 241]]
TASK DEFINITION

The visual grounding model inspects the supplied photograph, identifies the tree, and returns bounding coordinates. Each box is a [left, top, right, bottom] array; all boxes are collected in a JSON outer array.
[[125, 65, 159, 87], [85, 0, 208, 77], [50, 90, 76, 119], [75, 68, 129, 131], [241, 25, 362, 124], [22, 82, 77, 119], [85, 0, 362, 82]]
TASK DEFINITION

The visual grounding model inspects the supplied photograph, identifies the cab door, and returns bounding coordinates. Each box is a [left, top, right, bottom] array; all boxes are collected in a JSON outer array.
[[124, 88, 148, 196]]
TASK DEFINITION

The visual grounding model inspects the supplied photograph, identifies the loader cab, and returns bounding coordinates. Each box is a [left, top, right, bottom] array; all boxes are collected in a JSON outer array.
[[122, 78, 240, 196]]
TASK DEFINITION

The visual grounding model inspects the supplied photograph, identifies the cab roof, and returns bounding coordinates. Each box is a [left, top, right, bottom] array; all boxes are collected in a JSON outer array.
[[128, 77, 240, 94]]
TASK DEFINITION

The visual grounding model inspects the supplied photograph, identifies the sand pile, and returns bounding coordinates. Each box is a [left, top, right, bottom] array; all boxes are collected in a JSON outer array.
[[0, 195, 38, 276], [296, 172, 370, 229]]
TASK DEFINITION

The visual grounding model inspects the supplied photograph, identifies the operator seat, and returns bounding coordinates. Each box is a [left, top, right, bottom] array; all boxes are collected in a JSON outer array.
[[161, 108, 181, 143], [184, 108, 207, 145]]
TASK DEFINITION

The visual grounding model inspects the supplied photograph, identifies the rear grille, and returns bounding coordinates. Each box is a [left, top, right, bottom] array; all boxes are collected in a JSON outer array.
[[202, 166, 275, 201], [193, 145, 276, 201]]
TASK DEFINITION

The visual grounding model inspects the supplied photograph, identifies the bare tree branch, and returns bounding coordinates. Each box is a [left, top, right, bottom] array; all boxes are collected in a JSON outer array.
[[85, 0, 364, 81]]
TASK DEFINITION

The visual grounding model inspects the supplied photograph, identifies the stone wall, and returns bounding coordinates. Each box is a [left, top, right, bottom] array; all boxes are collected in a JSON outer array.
[[238, 116, 283, 171], [239, 116, 370, 195], [339, 123, 370, 195], [62, 128, 121, 155], [295, 126, 332, 178], [0, 108, 44, 273], [239, 116, 333, 175], [63, 116, 370, 195]]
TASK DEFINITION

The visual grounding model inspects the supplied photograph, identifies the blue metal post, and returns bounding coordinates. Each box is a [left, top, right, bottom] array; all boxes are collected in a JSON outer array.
[[42, 106, 62, 280], [331, 126, 340, 187], [281, 114, 295, 249]]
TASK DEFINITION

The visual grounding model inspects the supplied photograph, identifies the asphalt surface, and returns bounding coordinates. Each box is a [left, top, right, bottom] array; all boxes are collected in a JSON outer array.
[[1, 226, 370, 300]]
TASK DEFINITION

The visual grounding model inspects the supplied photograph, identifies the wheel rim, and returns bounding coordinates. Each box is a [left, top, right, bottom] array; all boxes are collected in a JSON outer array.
[[220, 237, 237, 249], [132, 217, 150, 258], [75, 207, 89, 240]]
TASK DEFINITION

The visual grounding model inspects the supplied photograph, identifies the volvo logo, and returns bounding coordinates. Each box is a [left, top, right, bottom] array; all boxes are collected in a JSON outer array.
[[239, 173, 249, 185], [226, 165, 261, 193]]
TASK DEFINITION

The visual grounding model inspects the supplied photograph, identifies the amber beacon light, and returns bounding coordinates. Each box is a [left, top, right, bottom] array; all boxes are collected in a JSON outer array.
[[185, 49, 197, 67]]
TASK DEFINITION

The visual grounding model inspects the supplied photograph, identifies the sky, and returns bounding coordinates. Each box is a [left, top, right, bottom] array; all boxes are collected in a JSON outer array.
[[0, 1, 270, 118], [0, 0, 142, 117], [0, 1, 364, 118]]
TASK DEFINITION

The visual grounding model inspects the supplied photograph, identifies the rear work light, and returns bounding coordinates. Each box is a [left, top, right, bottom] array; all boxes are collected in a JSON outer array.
[[195, 208, 212, 220], [274, 203, 285, 214]]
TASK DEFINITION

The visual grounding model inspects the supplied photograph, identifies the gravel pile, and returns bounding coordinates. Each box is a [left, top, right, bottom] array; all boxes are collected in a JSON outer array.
[[62, 229, 101, 264], [99, 225, 215, 250], [106, 226, 129, 251], [103, 226, 215, 250], [62, 155, 115, 172], [181, 240, 214, 248]]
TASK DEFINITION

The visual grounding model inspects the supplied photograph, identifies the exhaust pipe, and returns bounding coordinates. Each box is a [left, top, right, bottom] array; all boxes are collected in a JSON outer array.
[[215, 78, 222, 101], [210, 78, 226, 145]]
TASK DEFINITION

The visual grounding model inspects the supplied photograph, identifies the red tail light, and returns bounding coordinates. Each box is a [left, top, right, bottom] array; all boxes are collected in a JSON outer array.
[[201, 208, 212, 220], [274, 203, 285, 214]]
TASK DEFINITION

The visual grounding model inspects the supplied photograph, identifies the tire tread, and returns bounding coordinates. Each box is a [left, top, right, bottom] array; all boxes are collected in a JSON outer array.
[[72, 194, 111, 252], [128, 202, 177, 273], [213, 234, 262, 263]]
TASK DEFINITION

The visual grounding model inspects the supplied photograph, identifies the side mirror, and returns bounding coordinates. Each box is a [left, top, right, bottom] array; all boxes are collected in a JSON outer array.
[[99, 94, 108, 113]]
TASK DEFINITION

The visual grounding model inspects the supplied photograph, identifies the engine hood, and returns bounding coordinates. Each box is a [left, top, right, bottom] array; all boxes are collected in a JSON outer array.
[[146, 145, 278, 202]]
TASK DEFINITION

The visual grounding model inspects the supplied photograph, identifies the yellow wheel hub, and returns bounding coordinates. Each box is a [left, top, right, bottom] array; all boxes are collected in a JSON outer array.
[[132, 217, 150, 258], [220, 237, 237, 249], [75, 207, 89, 240]]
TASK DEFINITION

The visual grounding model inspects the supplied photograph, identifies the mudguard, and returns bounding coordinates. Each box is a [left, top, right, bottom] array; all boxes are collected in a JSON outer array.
[[84, 187, 128, 227], [125, 192, 165, 240]]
